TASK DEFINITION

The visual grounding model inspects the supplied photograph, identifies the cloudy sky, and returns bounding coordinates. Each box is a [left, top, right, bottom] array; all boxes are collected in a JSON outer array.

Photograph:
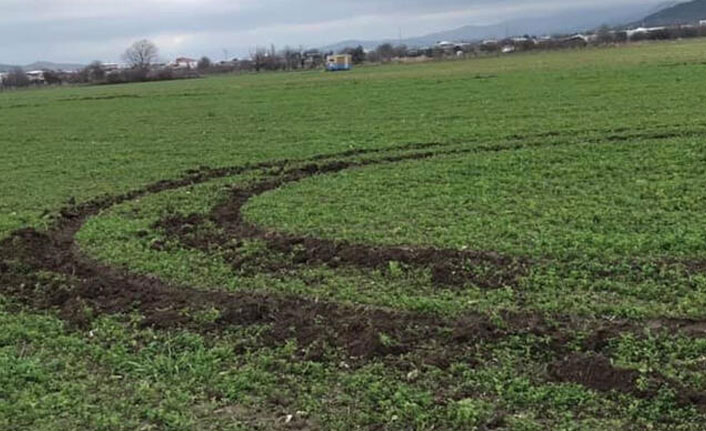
[[2, 0, 668, 65]]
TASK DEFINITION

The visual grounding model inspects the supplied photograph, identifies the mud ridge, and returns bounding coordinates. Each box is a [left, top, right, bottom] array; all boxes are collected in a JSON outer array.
[[2, 140, 706, 406], [0, 226, 576, 363], [549, 353, 706, 409], [159, 152, 532, 288]]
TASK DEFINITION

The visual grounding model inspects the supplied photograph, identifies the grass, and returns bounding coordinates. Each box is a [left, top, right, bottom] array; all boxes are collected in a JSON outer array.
[[245, 138, 706, 259], [3, 39, 706, 239], [3, 39, 706, 429]]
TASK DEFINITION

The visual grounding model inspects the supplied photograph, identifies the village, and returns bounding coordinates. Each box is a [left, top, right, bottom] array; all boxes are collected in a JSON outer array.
[[2, 22, 706, 88]]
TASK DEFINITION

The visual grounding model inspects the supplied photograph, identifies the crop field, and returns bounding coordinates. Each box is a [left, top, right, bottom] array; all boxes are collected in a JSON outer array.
[[3, 39, 706, 430]]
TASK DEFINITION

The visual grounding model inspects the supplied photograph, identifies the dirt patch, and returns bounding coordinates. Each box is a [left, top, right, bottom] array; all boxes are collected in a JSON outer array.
[[1, 143, 523, 363], [0, 228, 411, 358], [549, 353, 642, 395], [0, 227, 527, 361], [549, 353, 706, 408], [0, 224, 625, 366], [157, 156, 532, 289], [3, 139, 706, 409], [60, 94, 143, 102]]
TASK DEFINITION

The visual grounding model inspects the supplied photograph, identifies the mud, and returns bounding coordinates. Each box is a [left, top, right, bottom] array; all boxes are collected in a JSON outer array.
[[60, 94, 143, 102], [549, 353, 642, 395], [0, 143, 522, 362], [549, 353, 706, 408], [2, 140, 706, 407], [158, 155, 531, 289], [0, 226, 553, 361]]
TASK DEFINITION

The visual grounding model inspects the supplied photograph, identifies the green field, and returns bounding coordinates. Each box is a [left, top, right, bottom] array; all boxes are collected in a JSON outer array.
[[3, 40, 706, 430]]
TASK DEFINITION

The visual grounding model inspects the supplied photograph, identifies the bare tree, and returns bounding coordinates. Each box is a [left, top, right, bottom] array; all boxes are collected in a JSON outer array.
[[197, 56, 212, 70], [43, 70, 63, 85], [4, 67, 30, 87], [281, 46, 300, 70], [595, 25, 615, 44], [122, 39, 159, 69], [375, 43, 396, 62], [83, 61, 105, 83], [341, 46, 366, 64], [250, 47, 268, 72]]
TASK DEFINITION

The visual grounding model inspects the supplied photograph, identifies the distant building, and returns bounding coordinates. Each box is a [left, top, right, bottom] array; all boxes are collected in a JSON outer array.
[[170, 57, 198, 69], [405, 48, 423, 57], [25, 70, 45, 83], [437, 41, 456, 50], [302, 50, 324, 68], [101, 63, 123, 72], [558, 34, 589, 48], [626, 27, 665, 38]]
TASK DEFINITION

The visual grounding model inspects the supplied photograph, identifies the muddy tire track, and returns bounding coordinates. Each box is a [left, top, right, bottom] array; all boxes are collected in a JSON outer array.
[[1, 139, 706, 406], [158, 154, 531, 289]]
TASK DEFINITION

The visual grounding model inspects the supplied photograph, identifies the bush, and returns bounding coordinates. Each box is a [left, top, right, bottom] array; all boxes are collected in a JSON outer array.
[[151, 68, 174, 81]]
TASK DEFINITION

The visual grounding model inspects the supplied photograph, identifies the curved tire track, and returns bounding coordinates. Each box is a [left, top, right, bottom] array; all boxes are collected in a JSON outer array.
[[1, 139, 706, 406]]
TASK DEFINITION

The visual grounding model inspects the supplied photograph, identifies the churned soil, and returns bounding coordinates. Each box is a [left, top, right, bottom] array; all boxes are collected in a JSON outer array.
[[1, 141, 706, 405], [158, 155, 531, 289], [549, 353, 706, 409]]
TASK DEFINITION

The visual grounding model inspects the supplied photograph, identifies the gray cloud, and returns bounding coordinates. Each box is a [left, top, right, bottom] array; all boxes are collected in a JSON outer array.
[[1, 0, 666, 64]]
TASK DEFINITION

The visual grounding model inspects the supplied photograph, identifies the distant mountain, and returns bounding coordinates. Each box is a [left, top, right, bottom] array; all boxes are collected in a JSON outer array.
[[24, 61, 85, 72], [0, 61, 84, 73], [322, 4, 661, 51], [0, 64, 18, 73], [637, 0, 706, 26]]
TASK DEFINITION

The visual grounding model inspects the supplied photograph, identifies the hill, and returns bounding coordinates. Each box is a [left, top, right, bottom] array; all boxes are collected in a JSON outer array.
[[322, 3, 658, 51], [639, 0, 706, 26], [24, 61, 85, 72], [0, 61, 84, 73], [0, 64, 18, 73]]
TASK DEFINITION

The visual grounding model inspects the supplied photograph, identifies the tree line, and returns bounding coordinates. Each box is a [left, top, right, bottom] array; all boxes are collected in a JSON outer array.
[[5, 24, 706, 90]]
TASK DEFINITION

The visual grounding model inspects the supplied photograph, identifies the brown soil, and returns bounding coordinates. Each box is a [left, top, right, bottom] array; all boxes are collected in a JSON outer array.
[[549, 353, 642, 395], [0, 143, 524, 362], [2, 140, 706, 407], [159, 155, 531, 289], [0, 226, 554, 361], [549, 353, 706, 409]]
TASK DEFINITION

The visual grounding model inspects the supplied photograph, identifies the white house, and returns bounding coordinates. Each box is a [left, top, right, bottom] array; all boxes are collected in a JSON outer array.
[[101, 63, 125, 72], [626, 27, 665, 38], [170, 57, 198, 69], [437, 41, 456, 50], [25, 70, 45, 83]]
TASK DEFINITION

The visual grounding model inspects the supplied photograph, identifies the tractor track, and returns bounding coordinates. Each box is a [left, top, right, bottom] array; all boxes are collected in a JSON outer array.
[[2, 134, 706, 406]]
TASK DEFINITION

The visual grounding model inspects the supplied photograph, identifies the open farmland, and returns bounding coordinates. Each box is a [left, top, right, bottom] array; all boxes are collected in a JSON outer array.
[[3, 40, 706, 430]]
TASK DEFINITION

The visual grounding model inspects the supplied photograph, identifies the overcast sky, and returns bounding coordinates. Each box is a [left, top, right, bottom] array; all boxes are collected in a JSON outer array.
[[1, 0, 668, 64]]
